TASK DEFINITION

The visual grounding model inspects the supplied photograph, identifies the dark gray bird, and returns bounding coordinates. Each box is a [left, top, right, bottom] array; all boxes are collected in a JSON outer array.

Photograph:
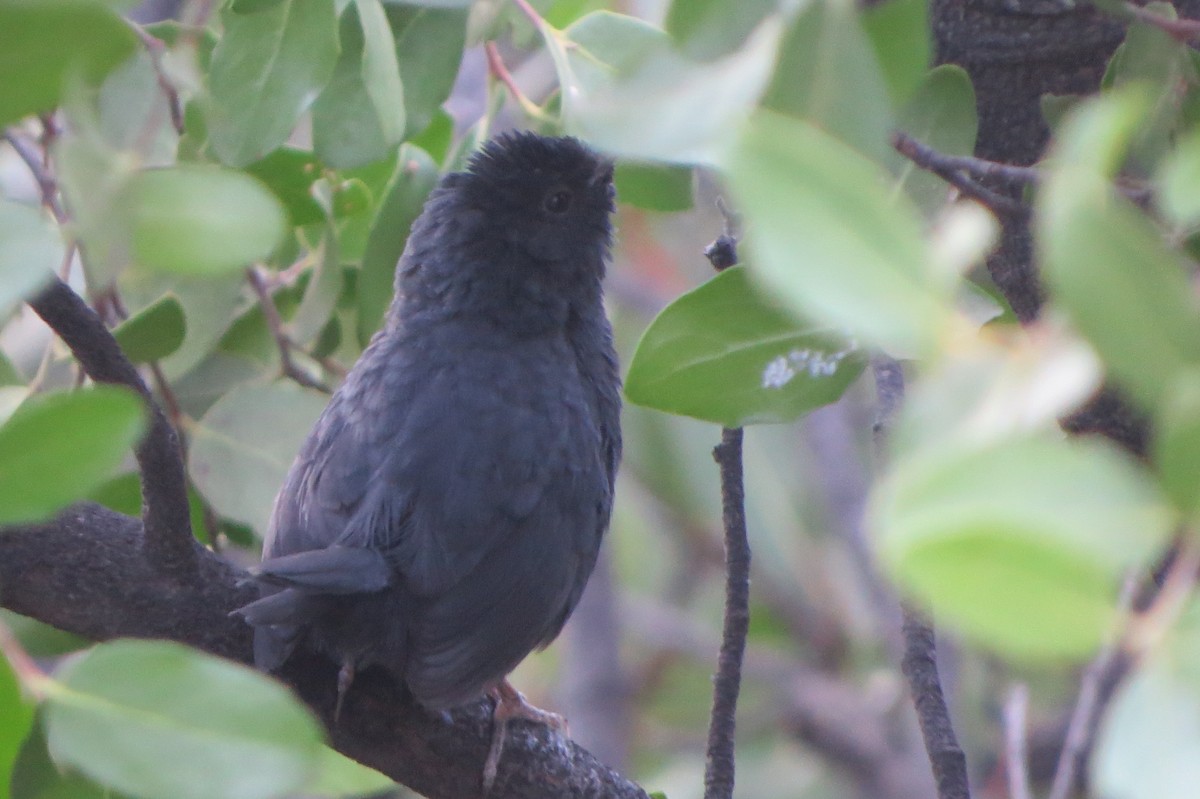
[[236, 132, 621, 782]]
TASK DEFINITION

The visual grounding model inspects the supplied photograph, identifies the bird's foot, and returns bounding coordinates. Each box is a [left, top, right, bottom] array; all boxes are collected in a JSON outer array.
[[482, 680, 567, 795], [334, 660, 355, 722]]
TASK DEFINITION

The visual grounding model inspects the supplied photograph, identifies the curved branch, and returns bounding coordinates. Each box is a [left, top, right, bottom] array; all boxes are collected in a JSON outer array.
[[0, 503, 652, 799], [27, 279, 197, 574]]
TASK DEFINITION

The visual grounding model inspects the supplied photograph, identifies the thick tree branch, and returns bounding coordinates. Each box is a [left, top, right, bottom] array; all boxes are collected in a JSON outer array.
[[27, 279, 197, 574], [0, 504, 652, 799]]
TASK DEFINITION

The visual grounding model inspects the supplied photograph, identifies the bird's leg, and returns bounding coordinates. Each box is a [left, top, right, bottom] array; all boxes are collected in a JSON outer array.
[[482, 679, 567, 794], [334, 659, 355, 722]]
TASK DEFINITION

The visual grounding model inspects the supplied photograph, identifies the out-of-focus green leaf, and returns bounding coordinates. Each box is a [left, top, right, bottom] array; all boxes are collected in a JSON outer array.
[[112, 293, 186, 364], [54, 134, 137, 289], [10, 716, 121, 799], [308, 746, 395, 798], [96, 51, 178, 164], [862, 0, 930, 106], [664, 0, 777, 60], [313, 0, 406, 169], [0, 388, 145, 527], [357, 145, 438, 345], [207, 0, 339, 167], [614, 162, 693, 211], [1153, 371, 1200, 518], [0, 653, 35, 799], [892, 327, 1101, 460], [1104, 2, 1194, 174], [45, 640, 323, 799], [188, 383, 327, 534], [385, 4, 467, 138], [0, 0, 137, 127], [762, 0, 893, 160], [1093, 601, 1200, 799], [124, 165, 287, 275], [245, 149, 326, 227], [890, 65, 977, 215], [544, 11, 781, 164], [379, 0, 473, 6], [0, 201, 59, 317], [1156, 128, 1200, 229], [625, 267, 866, 426], [871, 434, 1172, 660], [290, 227, 342, 347], [723, 109, 948, 357], [1039, 174, 1200, 410]]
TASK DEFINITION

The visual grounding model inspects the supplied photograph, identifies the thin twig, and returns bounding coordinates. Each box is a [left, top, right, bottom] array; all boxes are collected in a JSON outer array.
[[1125, 2, 1200, 41], [245, 267, 331, 393], [0, 616, 49, 699], [704, 426, 751, 799], [1047, 575, 1139, 799], [3, 130, 66, 221], [27, 279, 197, 574], [510, 0, 543, 27], [872, 356, 971, 799], [131, 25, 186, 136], [901, 605, 972, 799], [1003, 684, 1033, 799], [485, 41, 545, 120], [891, 132, 1030, 217]]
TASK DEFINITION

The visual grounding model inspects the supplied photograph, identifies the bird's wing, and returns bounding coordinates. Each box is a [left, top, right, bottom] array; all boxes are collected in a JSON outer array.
[[336, 360, 607, 599]]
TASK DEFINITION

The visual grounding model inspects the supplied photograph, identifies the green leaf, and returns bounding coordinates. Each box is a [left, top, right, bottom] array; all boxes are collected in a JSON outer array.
[[722, 109, 949, 357], [1092, 601, 1200, 799], [1038, 176, 1200, 410], [357, 145, 438, 345], [664, 0, 777, 61], [890, 65, 977, 215], [309, 746, 395, 798], [124, 165, 287, 275], [289, 226, 342, 347], [614, 162, 693, 211], [245, 148, 326, 228], [45, 640, 323, 799], [625, 266, 866, 426], [313, 0, 406, 169], [0, 201, 59, 316], [862, 0, 930, 106], [1153, 371, 1200, 518], [871, 434, 1173, 660], [762, 0, 893, 160], [1156, 128, 1200, 229], [379, 0, 473, 6], [96, 51, 178, 163], [0, 0, 137, 127], [0, 387, 146, 527], [546, 11, 782, 164], [1104, 2, 1195, 174], [54, 134, 138, 289], [188, 383, 328, 534], [112, 293, 186, 364], [0, 654, 35, 799], [385, 4, 468, 138], [207, 0, 339, 167]]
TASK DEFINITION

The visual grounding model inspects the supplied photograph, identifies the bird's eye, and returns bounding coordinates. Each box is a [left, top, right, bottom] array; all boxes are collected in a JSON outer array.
[[543, 189, 572, 214]]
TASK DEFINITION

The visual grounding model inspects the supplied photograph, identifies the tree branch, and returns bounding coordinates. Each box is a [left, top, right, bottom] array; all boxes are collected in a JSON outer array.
[[891, 132, 1031, 217], [27, 279, 197, 575], [704, 427, 751, 799], [0, 504, 652, 799], [901, 606, 972, 799]]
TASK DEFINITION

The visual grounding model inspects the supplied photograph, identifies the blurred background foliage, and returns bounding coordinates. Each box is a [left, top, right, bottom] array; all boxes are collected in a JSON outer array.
[[1, 0, 1200, 798]]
